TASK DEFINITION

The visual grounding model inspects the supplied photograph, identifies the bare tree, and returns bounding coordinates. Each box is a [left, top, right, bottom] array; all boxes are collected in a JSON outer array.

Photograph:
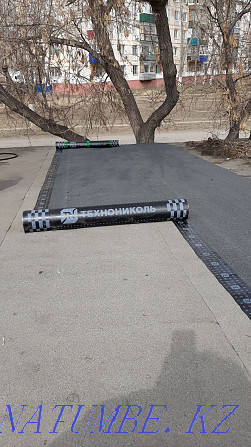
[[194, 0, 251, 140], [0, 0, 89, 141], [0, 0, 179, 143]]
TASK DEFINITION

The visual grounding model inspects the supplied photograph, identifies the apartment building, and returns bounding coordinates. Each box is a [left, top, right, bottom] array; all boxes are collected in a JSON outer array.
[[186, 0, 251, 76], [168, 0, 189, 80], [50, 1, 189, 87], [48, 0, 250, 88]]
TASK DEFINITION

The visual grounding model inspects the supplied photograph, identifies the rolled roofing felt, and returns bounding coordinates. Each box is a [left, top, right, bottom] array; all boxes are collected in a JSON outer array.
[[56, 140, 119, 149], [23, 199, 189, 233]]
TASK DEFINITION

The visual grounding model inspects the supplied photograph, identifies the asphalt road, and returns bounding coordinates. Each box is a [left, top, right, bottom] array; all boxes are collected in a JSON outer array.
[[49, 143, 251, 288]]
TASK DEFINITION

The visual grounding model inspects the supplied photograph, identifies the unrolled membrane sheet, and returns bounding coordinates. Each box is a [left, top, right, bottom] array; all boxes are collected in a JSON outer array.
[[56, 140, 119, 149], [22, 199, 189, 233]]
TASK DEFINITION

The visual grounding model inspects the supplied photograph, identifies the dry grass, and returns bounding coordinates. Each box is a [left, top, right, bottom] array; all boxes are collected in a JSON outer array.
[[186, 137, 251, 159]]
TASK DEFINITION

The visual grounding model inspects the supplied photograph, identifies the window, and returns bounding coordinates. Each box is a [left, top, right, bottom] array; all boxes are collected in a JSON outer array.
[[182, 13, 187, 22], [96, 65, 103, 77], [188, 62, 195, 72], [156, 64, 161, 73], [132, 45, 138, 56], [120, 45, 125, 56], [173, 47, 178, 56], [131, 3, 137, 18], [50, 67, 61, 78], [120, 65, 126, 74], [150, 23, 157, 35], [183, 30, 187, 40], [119, 23, 124, 34], [196, 63, 202, 73], [174, 29, 178, 39], [50, 44, 59, 57], [143, 22, 151, 34], [142, 45, 150, 57], [175, 11, 179, 21], [144, 65, 149, 73], [91, 64, 103, 78], [133, 65, 138, 75]]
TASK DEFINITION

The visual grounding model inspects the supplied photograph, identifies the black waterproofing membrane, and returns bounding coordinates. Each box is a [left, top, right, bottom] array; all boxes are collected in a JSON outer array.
[[22, 143, 251, 319], [22, 200, 189, 233], [56, 140, 119, 149]]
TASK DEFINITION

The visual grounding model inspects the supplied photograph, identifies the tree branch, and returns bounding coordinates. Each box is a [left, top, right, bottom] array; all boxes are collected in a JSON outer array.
[[87, 0, 144, 136], [149, 0, 178, 95], [234, 72, 251, 84], [229, 2, 251, 33], [105, 0, 115, 14], [206, 5, 218, 23], [0, 83, 87, 141], [198, 22, 221, 50], [213, 0, 227, 37], [49, 36, 101, 63]]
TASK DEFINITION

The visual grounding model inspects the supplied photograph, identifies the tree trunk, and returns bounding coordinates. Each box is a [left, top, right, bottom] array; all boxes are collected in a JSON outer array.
[[89, 0, 179, 144], [136, 124, 155, 144], [133, 0, 179, 144], [89, 2, 144, 139], [223, 38, 242, 142], [226, 121, 240, 140], [0, 83, 86, 142]]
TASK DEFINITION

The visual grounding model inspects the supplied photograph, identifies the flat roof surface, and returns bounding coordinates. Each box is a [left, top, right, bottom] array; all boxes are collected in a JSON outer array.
[[48, 143, 251, 290]]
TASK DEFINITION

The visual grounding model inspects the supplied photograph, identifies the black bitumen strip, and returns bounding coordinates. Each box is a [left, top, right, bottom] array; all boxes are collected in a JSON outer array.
[[175, 220, 251, 319], [35, 149, 61, 210], [33, 143, 251, 319]]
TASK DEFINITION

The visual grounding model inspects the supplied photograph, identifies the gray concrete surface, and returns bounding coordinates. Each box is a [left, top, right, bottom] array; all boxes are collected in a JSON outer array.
[[0, 128, 246, 148], [0, 142, 250, 447]]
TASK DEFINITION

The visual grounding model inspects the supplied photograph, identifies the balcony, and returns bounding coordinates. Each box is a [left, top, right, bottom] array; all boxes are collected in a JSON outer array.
[[139, 72, 156, 81], [36, 84, 52, 93], [89, 52, 101, 63], [233, 27, 240, 34], [140, 53, 156, 62], [187, 37, 200, 46], [187, 56, 197, 62], [199, 55, 208, 62], [187, 46, 199, 56], [140, 33, 158, 42], [140, 13, 155, 23]]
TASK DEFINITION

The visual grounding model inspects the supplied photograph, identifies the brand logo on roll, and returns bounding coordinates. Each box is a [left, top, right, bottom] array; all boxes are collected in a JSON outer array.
[[61, 208, 78, 225]]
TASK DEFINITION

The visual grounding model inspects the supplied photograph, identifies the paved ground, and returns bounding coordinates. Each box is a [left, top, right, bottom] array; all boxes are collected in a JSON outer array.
[[0, 135, 250, 447], [0, 128, 212, 148], [0, 128, 249, 148]]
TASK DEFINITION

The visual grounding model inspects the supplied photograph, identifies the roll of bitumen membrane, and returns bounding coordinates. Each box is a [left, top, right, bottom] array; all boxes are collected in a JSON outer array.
[[56, 140, 119, 149], [23, 199, 189, 233]]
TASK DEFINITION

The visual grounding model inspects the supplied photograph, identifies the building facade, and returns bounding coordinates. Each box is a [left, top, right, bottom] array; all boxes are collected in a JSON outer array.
[[47, 1, 251, 89], [50, 1, 190, 88]]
